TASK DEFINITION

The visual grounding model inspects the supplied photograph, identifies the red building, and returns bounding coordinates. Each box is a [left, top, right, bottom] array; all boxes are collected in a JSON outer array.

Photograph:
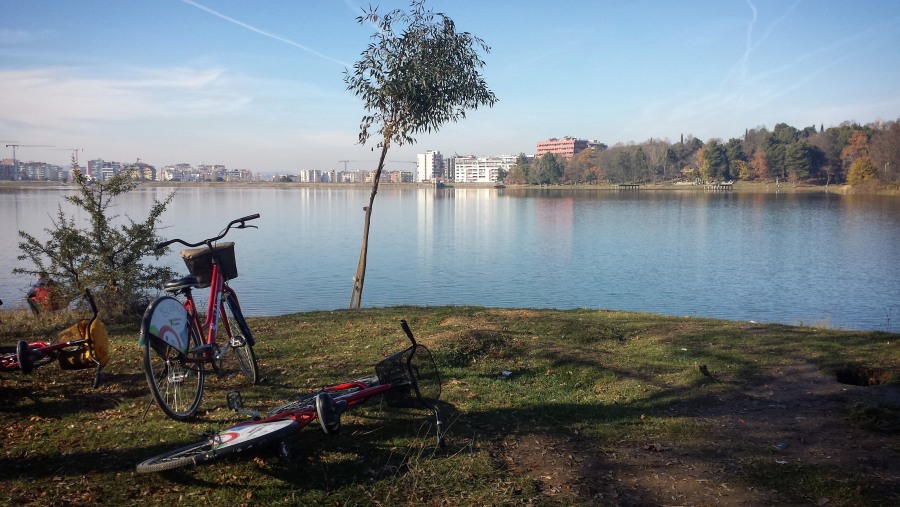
[[536, 137, 588, 160]]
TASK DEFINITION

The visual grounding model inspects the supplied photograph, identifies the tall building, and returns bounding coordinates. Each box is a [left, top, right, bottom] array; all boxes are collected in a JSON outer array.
[[416, 150, 444, 182], [451, 155, 518, 183], [88, 159, 124, 181], [536, 137, 588, 160], [0, 160, 14, 180], [298, 169, 321, 182], [127, 162, 156, 181], [162, 163, 192, 181]]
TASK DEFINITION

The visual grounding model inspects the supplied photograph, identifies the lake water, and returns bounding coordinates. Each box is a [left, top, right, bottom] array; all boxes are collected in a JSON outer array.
[[1, 185, 898, 331]]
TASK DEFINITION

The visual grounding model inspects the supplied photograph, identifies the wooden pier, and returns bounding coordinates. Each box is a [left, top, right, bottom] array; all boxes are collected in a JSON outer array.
[[615, 183, 641, 189], [704, 181, 734, 191]]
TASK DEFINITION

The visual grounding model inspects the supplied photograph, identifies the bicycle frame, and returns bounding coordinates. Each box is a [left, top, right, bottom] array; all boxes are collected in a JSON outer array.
[[181, 260, 232, 363], [218, 379, 395, 443], [0, 340, 52, 372], [224, 322, 445, 436], [136, 319, 443, 473], [254, 320, 442, 432]]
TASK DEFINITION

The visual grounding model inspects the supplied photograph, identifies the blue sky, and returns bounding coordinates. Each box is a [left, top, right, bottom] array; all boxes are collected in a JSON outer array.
[[1, 0, 899, 174]]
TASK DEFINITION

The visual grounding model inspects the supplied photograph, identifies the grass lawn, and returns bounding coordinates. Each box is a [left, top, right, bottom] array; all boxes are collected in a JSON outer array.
[[1, 306, 898, 506]]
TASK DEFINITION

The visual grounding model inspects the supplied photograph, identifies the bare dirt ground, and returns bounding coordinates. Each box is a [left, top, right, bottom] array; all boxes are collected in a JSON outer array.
[[498, 363, 900, 506]]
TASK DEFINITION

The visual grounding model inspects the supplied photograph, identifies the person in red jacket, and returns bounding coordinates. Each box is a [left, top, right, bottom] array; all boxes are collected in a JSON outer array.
[[26, 272, 61, 314]]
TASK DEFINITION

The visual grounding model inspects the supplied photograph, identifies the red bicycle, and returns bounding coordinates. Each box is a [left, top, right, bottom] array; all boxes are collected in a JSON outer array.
[[0, 289, 108, 388], [135, 320, 443, 473], [139, 214, 260, 421]]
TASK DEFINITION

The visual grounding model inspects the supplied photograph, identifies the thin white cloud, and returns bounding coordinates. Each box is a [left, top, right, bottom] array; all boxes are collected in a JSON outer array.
[[0, 28, 36, 43], [731, 0, 803, 92], [0, 61, 361, 168], [628, 0, 867, 141], [180, 0, 351, 68], [0, 67, 253, 133], [739, 0, 758, 81], [747, 0, 803, 54]]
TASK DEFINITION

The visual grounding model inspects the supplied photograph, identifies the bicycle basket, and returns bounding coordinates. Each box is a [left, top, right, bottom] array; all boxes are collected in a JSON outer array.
[[375, 344, 441, 409], [180, 242, 237, 288], [57, 319, 109, 370]]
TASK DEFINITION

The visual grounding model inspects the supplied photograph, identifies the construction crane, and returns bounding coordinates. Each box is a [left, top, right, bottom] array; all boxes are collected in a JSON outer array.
[[337, 160, 358, 171], [4, 144, 54, 181], [53, 147, 83, 168]]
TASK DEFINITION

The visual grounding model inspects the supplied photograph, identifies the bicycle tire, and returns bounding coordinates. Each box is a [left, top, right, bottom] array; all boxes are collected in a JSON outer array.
[[221, 293, 259, 385], [143, 322, 205, 421], [135, 419, 297, 473]]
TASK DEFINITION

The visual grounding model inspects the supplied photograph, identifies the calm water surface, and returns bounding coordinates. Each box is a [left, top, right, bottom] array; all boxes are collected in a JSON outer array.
[[1, 185, 898, 331]]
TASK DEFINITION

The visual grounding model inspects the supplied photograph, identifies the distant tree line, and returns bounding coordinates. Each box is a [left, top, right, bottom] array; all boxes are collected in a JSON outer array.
[[504, 119, 900, 188]]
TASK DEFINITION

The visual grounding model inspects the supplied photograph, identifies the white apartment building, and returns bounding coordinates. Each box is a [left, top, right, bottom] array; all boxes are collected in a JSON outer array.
[[20, 162, 63, 181], [86, 159, 124, 181], [161, 163, 191, 181], [298, 169, 322, 182], [88, 159, 121, 181], [416, 150, 443, 182], [226, 168, 253, 181], [451, 155, 518, 183]]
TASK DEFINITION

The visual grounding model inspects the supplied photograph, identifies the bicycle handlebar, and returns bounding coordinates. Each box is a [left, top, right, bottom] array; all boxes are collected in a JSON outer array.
[[84, 288, 97, 316], [400, 319, 417, 347], [154, 214, 260, 251]]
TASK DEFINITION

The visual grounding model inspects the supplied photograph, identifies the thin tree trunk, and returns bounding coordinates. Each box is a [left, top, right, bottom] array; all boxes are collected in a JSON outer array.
[[349, 143, 391, 309]]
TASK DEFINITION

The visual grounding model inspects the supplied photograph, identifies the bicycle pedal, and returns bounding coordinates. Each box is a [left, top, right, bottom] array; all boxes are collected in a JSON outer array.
[[226, 391, 244, 411]]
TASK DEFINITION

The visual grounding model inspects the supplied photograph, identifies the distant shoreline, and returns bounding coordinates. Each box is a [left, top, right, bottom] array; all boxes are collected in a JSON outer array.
[[1, 179, 896, 195]]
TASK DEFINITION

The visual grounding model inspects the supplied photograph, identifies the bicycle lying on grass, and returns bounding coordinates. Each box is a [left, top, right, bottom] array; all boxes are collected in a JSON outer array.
[[136, 320, 444, 473], [0, 289, 108, 388], [139, 214, 261, 421]]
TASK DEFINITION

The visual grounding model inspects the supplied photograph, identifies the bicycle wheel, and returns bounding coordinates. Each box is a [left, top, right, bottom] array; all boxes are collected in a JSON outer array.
[[135, 419, 297, 473], [143, 322, 205, 421], [220, 292, 259, 385]]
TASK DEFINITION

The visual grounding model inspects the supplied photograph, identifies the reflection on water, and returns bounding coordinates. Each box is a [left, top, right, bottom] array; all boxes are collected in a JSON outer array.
[[1, 185, 898, 331]]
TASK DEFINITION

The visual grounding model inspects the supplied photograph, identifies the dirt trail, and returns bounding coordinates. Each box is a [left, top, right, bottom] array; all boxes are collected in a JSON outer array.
[[500, 363, 900, 505]]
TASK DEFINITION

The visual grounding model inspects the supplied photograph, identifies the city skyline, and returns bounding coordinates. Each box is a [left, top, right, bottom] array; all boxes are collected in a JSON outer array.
[[2, 1, 899, 172], [1, 150, 514, 183]]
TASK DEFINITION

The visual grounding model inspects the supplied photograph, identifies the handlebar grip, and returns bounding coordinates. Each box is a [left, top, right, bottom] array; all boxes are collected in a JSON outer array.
[[154, 239, 177, 250], [400, 319, 417, 346], [239, 213, 260, 222], [84, 288, 97, 315]]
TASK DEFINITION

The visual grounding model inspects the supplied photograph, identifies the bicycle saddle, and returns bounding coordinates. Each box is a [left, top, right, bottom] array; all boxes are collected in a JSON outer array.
[[163, 275, 201, 293]]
